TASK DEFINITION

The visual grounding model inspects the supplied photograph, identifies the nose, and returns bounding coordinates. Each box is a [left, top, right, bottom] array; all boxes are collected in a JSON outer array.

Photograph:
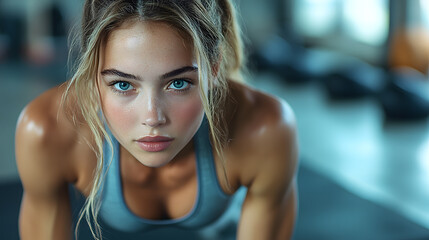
[[141, 95, 167, 127]]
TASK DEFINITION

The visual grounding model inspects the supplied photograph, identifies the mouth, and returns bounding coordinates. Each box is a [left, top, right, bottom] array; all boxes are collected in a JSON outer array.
[[135, 136, 174, 152]]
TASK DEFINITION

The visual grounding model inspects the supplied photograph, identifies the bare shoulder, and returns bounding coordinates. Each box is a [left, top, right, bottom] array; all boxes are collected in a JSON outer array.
[[227, 80, 297, 155], [15, 84, 94, 239], [228, 80, 296, 136], [226, 81, 298, 191], [15, 83, 82, 192]]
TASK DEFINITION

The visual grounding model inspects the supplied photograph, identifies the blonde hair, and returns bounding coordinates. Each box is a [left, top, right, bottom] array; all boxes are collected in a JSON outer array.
[[63, 0, 244, 239]]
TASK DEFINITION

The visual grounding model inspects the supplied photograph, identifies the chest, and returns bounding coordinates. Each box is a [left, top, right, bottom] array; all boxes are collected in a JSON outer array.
[[120, 153, 199, 220], [97, 147, 243, 232], [73, 130, 242, 223]]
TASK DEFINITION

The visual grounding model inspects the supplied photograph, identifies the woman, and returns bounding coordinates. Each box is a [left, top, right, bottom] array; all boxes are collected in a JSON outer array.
[[15, 0, 298, 239]]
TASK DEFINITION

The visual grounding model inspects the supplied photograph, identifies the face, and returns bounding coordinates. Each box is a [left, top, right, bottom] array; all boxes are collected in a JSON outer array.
[[99, 21, 205, 167]]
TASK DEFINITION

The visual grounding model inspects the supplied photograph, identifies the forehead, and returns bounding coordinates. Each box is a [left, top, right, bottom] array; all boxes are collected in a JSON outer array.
[[107, 20, 189, 45], [102, 21, 195, 75]]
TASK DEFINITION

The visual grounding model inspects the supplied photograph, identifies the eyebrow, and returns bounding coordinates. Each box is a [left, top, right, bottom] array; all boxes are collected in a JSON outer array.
[[100, 66, 198, 81]]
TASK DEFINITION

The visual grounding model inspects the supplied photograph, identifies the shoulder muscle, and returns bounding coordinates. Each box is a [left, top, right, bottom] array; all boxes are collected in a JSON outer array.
[[231, 86, 298, 197], [15, 85, 75, 194]]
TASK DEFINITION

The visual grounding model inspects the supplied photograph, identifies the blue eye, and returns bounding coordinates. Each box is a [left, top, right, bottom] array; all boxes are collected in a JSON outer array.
[[113, 81, 134, 91], [169, 79, 189, 90]]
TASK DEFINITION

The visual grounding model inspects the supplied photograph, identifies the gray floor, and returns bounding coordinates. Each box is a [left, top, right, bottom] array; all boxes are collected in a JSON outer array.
[[2, 60, 429, 232]]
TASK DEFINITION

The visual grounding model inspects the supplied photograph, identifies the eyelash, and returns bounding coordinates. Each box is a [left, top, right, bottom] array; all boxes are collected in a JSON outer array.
[[108, 81, 135, 95], [167, 78, 193, 92], [107, 79, 194, 95]]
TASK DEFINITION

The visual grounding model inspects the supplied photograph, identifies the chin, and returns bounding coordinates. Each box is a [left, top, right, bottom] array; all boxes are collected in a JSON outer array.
[[136, 154, 173, 168]]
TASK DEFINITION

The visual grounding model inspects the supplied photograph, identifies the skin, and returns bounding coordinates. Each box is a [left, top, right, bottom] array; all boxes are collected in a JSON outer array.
[[16, 21, 298, 240], [100, 21, 205, 169]]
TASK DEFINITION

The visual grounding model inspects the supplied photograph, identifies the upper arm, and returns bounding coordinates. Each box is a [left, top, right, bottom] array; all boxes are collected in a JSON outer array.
[[237, 98, 299, 240], [15, 99, 73, 240]]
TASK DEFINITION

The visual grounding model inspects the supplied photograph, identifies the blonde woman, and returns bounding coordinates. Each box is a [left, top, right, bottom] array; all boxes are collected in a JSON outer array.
[[15, 0, 298, 239]]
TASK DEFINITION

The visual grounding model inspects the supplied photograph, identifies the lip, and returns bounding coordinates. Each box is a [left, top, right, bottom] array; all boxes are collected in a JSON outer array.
[[136, 136, 174, 152]]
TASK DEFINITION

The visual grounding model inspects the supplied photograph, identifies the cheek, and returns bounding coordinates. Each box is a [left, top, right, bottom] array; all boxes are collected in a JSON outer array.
[[169, 95, 204, 127], [102, 94, 136, 132]]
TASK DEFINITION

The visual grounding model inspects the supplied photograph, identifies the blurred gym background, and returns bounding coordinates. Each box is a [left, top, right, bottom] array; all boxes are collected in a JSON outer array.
[[1, 0, 429, 239]]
